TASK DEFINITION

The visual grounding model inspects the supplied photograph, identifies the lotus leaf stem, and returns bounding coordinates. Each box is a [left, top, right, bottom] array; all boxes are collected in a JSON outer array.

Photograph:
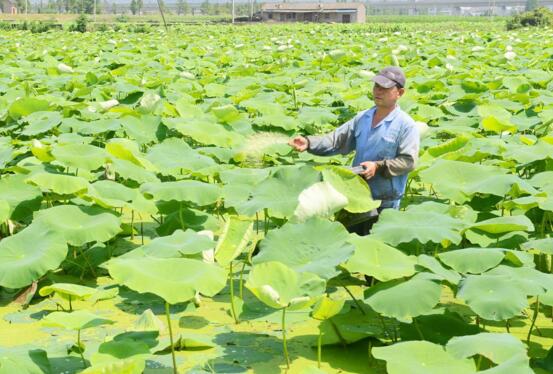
[[229, 262, 239, 324], [165, 302, 178, 374], [282, 307, 290, 369], [342, 285, 365, 315], [506, 319, 510, 333], [238, 262, 246, 299], [131, 210, 134, 240], [527, 297, 540, 345], [413, 318, 425, 340], [263, 208, 269, 236], [317, 329, 322, 368], [77, 329, 86, 368], [68, 295, 72, 311]]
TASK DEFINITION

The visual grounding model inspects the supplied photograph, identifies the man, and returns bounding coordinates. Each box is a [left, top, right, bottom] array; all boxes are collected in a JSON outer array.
[[289, 66, 419, 235]]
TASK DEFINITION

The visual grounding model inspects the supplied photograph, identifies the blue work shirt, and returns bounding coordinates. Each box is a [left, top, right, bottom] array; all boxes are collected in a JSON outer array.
[[306, 105, 420, 209]]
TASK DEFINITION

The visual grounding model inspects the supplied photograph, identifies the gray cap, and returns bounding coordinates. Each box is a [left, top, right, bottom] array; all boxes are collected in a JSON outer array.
[[372, 66, 406, 88]]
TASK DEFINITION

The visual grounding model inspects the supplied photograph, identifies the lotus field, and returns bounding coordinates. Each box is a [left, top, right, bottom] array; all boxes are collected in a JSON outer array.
[[0, 22, 553, 373]]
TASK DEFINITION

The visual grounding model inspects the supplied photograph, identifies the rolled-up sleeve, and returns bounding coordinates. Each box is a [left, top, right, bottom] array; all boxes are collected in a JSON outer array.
[[376, 122, 419, 178], [306, 117, 356, 156]]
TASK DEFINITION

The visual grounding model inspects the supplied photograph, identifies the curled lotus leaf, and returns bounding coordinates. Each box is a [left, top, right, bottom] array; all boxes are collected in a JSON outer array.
[[245, 261, 325, 310], [0, 222, 67, 288]]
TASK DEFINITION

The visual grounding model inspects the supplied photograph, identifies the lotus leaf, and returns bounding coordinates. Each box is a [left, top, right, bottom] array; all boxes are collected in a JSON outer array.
[[34, 205, 121, 246], [371, 209, 466, 245], [372, 340, 476, 374], [121, 229, 215, 259], [253, 218, 354, 279], [51, 143, 108, 171], [214, 216, 254, 266], [140, 180, 220, 206], [39, 283, 97, 301], [42, 310, 114, 331], [438, 248, 505, 274], [107, 257, 226, 304], [344, 236, 417, 281], [0, 222, 67, 288], [365, 275, 442, 322], [245, 261, 325, 310], [26, 172, 89, 195], [292, 181, 348, 222]]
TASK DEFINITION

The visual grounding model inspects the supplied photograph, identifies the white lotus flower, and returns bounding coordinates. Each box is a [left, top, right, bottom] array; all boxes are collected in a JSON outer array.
[[504, 51, 516, 60], [378, 37, 388, 43], [397, 44, 408, 51], [506, 45, 513, 51], [471, 46, 485, 52], [108, 39, 116, 45], [277, 45, 287, 51], [98, 99, 119, 110], [446, 63, 454, 71], [57, 63, 74, 73], [446, 55, 456, 60]]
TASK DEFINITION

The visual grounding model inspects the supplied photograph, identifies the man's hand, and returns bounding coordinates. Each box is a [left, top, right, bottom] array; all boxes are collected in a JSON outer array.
[[288, 136, 309, 152], [359, 161, 378, 180]]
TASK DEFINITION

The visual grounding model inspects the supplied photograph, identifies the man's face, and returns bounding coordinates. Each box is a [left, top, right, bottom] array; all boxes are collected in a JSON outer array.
[[372, 83, 404, 108]]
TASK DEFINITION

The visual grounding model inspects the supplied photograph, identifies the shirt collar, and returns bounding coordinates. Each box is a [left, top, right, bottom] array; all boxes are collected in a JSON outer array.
[[368, 105, 401, 127]]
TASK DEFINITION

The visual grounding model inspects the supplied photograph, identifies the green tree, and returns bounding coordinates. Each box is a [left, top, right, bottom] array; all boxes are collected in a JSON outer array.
[[130, 0, 138, 15], [137, 0, 143, 14], [177, 0, 184, 14]]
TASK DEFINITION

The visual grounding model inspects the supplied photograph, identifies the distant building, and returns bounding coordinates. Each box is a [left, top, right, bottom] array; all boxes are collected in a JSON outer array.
[[261, 2, 366, 23], [0, 0, 17, 14]]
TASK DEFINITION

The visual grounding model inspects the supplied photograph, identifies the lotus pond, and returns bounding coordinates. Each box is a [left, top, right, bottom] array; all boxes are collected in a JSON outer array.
[[0, 22, 553, 374]]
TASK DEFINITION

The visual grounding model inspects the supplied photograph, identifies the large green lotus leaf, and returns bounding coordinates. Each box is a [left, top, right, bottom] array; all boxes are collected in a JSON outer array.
[[164, 117, 244, 148], [21, 111, 62, 136], [140, 180, 220, 206], [34, 205, 121, 246], [51, 143, 108, 170], [110, 158, 159, 184], [321, 166, 381, 213], [212, 104, 240, 123], [245, 261, 325, 310], [215, 216, 254, 266], [0, 175, 42, 220], [372, 341, 476, 374], [417, 255, 462, 284], [119, 115, 160, 144], [121, 229, 214, 259], [457, 274, 528, 321], [486, 265, 553, 294], [446, 333, 528, 365], [93, 339, 150, 363], [253, 218, 354, 280], [292, 181, 348, 222], [365, 276, 442, 322], [478, 104, 511, 122], [478, 354, 533, 374], [219, 168, 270, 185], [521, 238, 553, 255], [0, 222, 67, 288], [0, 347, 50, 374], [371, 209, 466, 246], [87, 180, 138, 208], [503, 142, 553, 164], [26, 172, 89, 195], [239, 166, 321, 218], [419, 159, 534, 203], [297, 106, 338, 125], [344, 235, 417, 281], [438, 248, 505, 274], [42, 310, 114, 331], [145, 138, 215, 174], [105, 138, 155, 170], [481, 116, 517, 134], [8, 97, 50, 120], [405, 201, 477, 224], [469, 215, 534, 234], [39, 283, 97, 301], [81, 358, 145, 374], [107, 257, 226, 304]]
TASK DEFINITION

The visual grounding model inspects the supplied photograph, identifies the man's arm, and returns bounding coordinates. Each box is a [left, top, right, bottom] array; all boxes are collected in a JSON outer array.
[[375, 122, 419, 178], [304, 116, 357, 156]]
